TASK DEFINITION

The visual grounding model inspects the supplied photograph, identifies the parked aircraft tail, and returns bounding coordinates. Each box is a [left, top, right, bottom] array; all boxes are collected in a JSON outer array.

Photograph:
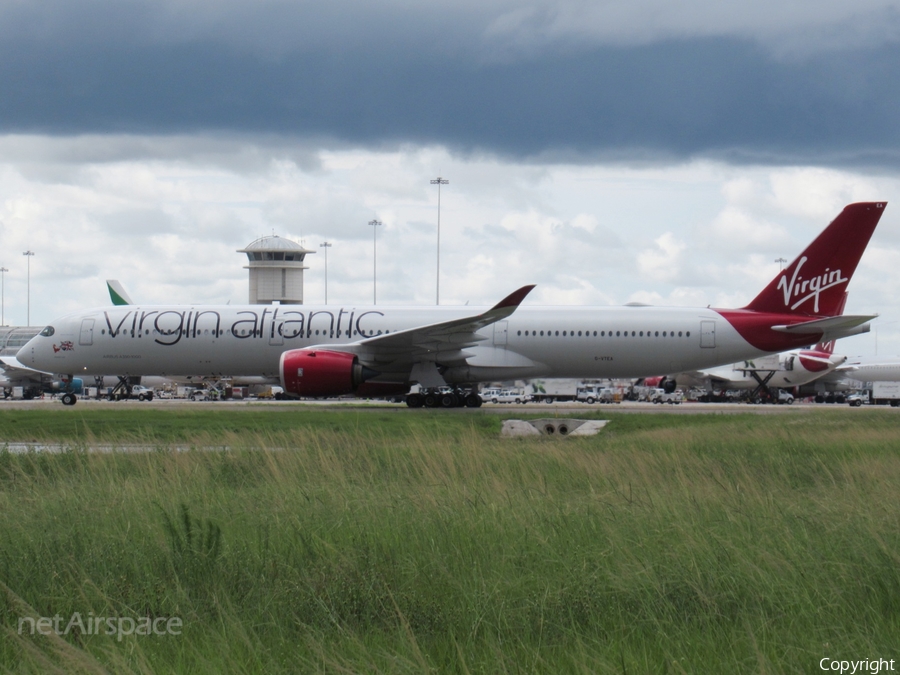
[[107, 280, 133, 306]]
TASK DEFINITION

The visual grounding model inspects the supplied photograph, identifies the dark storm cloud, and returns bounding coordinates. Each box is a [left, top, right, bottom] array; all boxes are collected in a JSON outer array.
[[2, 1, 899, 166]]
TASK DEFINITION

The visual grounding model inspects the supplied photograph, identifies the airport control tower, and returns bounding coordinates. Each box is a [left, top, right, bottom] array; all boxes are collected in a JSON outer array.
[[237, 235, 315, 305]]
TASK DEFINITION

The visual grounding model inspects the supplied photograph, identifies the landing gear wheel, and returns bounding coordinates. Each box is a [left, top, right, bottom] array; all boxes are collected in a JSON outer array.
[[406, 394, 423, 408], [423, 393, 440, 408], [61, 393, 77, 406], [440, 393, 459, 408], [464, 394, 482, 408]]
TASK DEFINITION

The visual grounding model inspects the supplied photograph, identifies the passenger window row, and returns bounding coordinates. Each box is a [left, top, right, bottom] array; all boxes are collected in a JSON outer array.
[[516, 329, 690, 338]]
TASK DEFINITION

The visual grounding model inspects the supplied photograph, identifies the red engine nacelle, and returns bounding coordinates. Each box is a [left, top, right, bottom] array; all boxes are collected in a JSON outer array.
[[279, 349, 378, 397]]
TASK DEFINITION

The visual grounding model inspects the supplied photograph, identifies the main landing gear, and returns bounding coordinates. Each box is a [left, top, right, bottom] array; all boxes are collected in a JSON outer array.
[[405, 388, 483, 409]]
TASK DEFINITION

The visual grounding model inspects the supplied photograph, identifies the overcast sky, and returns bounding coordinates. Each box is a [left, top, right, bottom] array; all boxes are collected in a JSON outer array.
[[1, 0, 900, 357]]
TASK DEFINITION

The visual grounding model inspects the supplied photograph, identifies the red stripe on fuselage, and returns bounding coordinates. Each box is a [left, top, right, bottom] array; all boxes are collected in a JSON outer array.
[[716, 309, 825, 353], [798, 351, 834, 372]]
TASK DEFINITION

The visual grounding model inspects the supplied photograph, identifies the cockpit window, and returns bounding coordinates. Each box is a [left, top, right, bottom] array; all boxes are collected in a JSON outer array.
[[40, 326, 55, 337]]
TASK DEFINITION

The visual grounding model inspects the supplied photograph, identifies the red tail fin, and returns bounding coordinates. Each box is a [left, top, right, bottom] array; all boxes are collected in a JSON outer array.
[[813, 339, 836, 354], [744, 202, 886, 316]]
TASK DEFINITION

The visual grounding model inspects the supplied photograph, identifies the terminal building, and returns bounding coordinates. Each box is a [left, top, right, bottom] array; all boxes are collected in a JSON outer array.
[[237, 235, 314, 305], [0, 326, 40, 357]]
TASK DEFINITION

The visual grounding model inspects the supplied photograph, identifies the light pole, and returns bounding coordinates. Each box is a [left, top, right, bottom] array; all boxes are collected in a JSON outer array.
[[0, 267, 7, 326], [368, 220, 381, 304], [320, 241, 332, 304], [775, 257, 787, 270], [23, 251, 34, 326], [430, 176, 448, 305]]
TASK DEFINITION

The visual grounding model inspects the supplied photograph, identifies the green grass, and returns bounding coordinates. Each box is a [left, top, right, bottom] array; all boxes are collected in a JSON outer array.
[[1, 407, 900, 673]]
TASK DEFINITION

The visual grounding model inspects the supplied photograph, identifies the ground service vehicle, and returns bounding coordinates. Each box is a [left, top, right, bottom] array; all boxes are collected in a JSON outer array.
[[871, 382, 900, 406], [846, 392, 867, 407], [575, 385, 618, 404], [491, 389, 530, 404], [651, 389, 684, 404]]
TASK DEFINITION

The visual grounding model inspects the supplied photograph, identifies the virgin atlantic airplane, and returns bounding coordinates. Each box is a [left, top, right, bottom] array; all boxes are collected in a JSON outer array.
[[16, 202, 887, 407]]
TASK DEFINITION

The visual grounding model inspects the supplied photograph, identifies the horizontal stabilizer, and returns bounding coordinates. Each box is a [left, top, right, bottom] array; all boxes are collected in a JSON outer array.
[[771, 314, 876, 333], [798, 353, 845, 366]]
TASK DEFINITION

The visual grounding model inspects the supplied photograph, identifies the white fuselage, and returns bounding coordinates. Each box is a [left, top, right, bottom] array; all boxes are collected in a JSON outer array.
[[676, 351, 845, 391], [841, 356, 900, 383], [17, 303, 772, 384]]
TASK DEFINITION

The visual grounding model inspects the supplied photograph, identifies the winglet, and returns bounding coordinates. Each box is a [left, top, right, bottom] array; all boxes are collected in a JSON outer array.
[[491, 285, 536, 311]]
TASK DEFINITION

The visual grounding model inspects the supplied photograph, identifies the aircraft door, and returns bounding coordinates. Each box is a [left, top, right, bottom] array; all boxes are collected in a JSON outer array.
[[493, 321, 509, 346], [79, 319, 95, 346], [700, 320, 716, 348]]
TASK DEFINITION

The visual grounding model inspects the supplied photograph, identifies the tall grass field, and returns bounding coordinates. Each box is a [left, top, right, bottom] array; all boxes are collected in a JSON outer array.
[[1, 406, 899, 673]]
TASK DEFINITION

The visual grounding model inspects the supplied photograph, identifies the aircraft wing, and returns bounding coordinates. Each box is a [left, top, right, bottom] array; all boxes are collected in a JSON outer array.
[[310, 285, 536, 386], [0, 356, 52, 384]]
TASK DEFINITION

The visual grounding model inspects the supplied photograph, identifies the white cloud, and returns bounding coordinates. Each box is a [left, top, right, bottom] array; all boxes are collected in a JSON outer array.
[[767, 167, 885, 220], [636, 232, 686, 283], [703, 207, 793, 253]]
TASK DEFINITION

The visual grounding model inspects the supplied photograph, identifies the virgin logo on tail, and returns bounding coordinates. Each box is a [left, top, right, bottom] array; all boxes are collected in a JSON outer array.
[[742, 202, 884, 318], [776, 256, 848, 313]]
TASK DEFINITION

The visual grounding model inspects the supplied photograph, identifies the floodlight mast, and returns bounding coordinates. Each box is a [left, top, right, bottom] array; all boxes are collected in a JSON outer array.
[[23, 251, 34, 326], [320, 241, 332, 304], [0, 267, 7, 326], [430, 177, 448, 305], [368, 220, 382, 304]]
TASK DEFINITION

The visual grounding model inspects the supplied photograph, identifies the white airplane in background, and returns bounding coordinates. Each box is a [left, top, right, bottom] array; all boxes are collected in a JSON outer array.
[[660, 341, 845, 397], [16, 202, 888, 407], [791, 352, 900, 403], [837, 355, 900, 383]]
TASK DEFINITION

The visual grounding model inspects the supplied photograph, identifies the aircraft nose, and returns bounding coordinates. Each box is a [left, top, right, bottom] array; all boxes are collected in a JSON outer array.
[[16, 342, 29, 363], [17, 330, 53, 367], [16, 340, 36, 366]]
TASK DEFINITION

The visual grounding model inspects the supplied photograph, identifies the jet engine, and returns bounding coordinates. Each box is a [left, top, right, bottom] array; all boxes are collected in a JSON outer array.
[[279, 349, 379, 397]]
